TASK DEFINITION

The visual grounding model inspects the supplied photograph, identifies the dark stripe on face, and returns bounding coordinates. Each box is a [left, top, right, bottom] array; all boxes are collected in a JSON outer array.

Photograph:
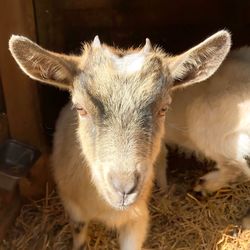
[[245, 156, 250, 168], [85, 88, 105, 116]]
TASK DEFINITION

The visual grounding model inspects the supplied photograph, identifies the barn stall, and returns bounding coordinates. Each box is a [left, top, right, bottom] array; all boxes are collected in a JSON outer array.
[[0, 0, 250, 249]]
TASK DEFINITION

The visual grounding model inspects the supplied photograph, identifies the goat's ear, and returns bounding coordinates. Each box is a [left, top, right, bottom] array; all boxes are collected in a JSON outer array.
[[9, 35, 79, 90], [168, 30, 231, 89]]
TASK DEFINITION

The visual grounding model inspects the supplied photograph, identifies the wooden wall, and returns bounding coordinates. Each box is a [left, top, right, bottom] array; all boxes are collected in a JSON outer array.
[[0, 0, 51, 200], [0, 0, 46, 149], [35, 0, 250, 52]]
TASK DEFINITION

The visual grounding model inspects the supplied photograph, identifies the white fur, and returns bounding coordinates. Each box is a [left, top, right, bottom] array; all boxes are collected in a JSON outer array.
[[111, 52, 145, 74]]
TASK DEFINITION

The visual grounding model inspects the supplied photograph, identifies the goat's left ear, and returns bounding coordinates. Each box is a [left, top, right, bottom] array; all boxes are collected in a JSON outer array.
[[168, 30, 231, 89], [9, 35, 79, 90]]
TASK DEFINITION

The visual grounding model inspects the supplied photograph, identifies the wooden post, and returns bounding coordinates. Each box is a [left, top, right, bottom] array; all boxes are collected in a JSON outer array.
[[0, 0, 52, 201], [0, 0, 46, 150]]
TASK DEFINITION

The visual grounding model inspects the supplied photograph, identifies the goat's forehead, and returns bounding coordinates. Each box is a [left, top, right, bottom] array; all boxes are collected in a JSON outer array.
[[81, 44, 166, 75], [73, 73, 167, 112], [73, 45, 169, 106]]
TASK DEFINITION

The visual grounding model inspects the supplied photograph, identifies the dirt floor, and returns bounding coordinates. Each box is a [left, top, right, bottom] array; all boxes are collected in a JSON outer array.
[[1, 148, 250, 250]]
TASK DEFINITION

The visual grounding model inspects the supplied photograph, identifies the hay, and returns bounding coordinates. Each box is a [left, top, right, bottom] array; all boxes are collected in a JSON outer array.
[[1, 153, 250, 250], [1, 184, 250, 250]]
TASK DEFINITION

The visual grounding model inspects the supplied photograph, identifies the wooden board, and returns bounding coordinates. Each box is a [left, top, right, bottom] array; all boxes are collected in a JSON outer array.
[[0, 0, 46, 150], [0, 0, 51, 201]]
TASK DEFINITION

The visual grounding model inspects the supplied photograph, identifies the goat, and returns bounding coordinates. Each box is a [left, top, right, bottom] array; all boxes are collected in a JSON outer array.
[[9, 31, 230, 250], [156, 47, 250, 195]]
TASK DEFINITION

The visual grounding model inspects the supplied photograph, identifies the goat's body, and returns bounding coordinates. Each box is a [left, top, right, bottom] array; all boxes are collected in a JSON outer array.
[[162, 48, 250, 192]]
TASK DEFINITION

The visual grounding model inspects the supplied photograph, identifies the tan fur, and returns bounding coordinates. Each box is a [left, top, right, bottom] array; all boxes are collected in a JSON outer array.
[[157, 47, 250, 194], [9, 31, 230, 249]]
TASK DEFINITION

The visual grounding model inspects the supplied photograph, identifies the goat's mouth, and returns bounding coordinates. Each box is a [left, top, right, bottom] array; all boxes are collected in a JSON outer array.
[[118, 192, 139, 209], [104, 187, 141, 210]]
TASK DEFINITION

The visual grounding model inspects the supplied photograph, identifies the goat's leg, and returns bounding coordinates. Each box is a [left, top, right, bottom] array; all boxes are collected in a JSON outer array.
[[63, 199, 89, 250], [194, 160, 244, 194], [155, 143, 168, 192], [119, 206, 149, 250], [195, 132, 250, 194], [70, 220, 89, 250]]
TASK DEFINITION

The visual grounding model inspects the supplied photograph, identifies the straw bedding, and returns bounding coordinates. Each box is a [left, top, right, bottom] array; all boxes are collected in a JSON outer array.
[[1, 150, 250, 250]]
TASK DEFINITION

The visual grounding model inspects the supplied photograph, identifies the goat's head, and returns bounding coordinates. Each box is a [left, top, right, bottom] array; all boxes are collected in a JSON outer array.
[[9, 31, 231, 209]]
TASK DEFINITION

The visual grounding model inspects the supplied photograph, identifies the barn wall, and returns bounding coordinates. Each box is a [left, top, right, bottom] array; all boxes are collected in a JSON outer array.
[[0, 0, 46, 149], [36, 0, 250, 52]]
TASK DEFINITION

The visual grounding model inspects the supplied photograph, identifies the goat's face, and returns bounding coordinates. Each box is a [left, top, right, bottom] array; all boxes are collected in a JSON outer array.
[[9, 31, 231, 209], [72, 44, 170, 208]]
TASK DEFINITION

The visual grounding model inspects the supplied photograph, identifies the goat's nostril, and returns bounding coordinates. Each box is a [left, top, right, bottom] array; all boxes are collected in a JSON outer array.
[[109, 173, 139, 195], [124, 179, 137, 195]]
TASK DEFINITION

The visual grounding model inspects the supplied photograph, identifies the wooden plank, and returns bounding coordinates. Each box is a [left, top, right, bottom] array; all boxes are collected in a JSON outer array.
[[0, 0, 46, 150], [0, 0, 51, 201]]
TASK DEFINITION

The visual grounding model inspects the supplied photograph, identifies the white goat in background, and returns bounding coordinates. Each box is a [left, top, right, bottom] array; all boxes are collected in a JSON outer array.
[[156, 47, 250, 195]]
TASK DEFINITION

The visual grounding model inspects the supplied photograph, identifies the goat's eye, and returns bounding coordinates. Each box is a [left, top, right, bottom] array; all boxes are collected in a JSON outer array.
[[158, 106, 168, 117], [75, 105, 88, 116]]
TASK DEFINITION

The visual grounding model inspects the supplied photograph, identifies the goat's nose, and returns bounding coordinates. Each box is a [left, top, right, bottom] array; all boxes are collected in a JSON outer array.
[[109, 173, 139, 195]]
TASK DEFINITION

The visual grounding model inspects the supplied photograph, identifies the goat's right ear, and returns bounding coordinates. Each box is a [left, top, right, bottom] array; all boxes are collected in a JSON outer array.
[[9, 35, 79, 90], [167, 30, 231, 89]]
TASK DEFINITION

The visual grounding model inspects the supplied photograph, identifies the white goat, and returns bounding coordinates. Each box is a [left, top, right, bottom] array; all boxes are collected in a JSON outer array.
[[156, 47, 250, 194], [9, 31, 230, 249]]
